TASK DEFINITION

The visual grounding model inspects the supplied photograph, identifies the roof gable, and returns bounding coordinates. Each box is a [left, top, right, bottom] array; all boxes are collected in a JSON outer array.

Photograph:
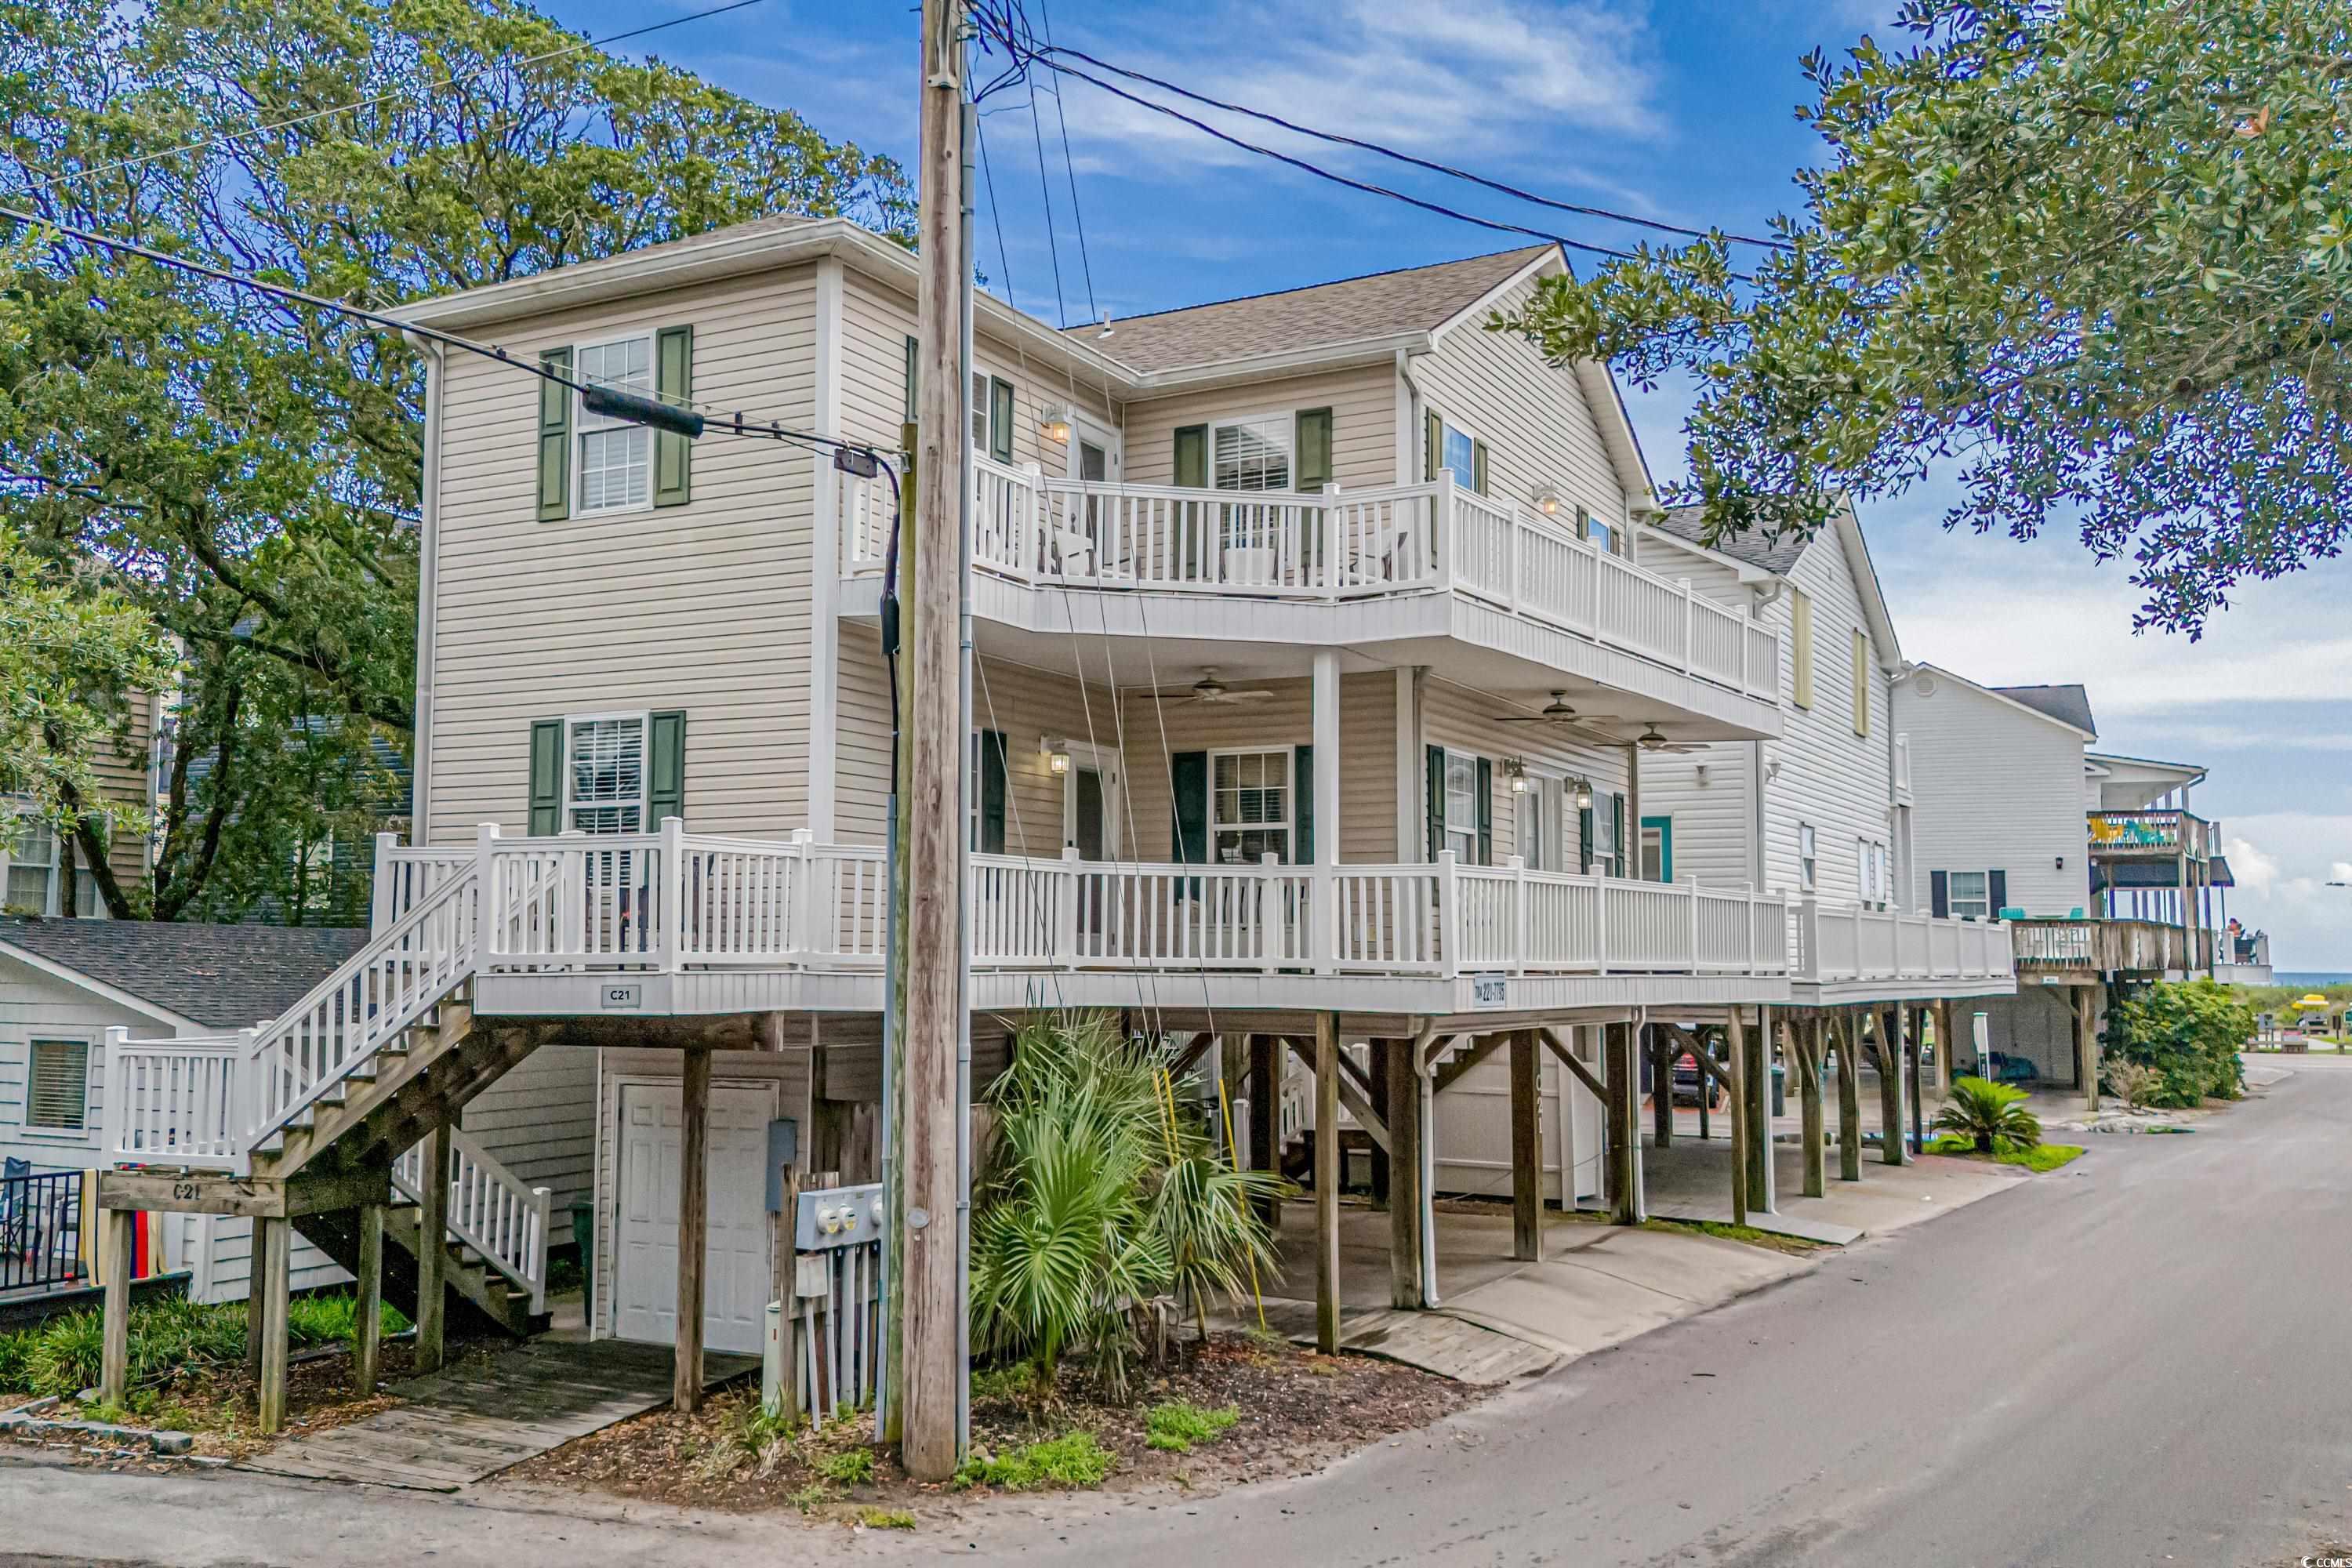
[[1991, 683, 2098, 736], [1900, 663, 2099, 741]]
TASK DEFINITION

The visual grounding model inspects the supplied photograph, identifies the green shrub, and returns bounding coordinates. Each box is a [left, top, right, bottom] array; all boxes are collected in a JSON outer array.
[[24, 1311, 104, 1396], [1145, 1400, 1240, 1453], [970, 1014, 1287, 1400], [0, 1327, 34, 1393], [2102, 1057, 2161, 1110], [953, 1431, 1114, 1491], [0, 1290, 404, 1399], [2111, 978, 2252, 1106], [817, 1446, 876, 1486], [1932, 1077, 2042, 1154]]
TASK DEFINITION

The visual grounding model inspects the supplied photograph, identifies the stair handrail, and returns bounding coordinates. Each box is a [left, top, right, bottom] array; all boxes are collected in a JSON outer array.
[[392, 1126, 553, 1315], [244, 864, 481, 1155]]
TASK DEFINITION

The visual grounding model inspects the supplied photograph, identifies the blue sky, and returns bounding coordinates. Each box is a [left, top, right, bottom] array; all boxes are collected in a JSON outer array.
[[580, 0, 2351, 967]]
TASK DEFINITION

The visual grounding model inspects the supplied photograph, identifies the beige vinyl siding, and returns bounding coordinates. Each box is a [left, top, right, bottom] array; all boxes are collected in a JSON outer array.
[[424, 266, 821, 844], [1121, 364, 1398, 491], [85, 688, 154, 894], [1421, 681, 1630, 865], [1620, 539, 1765, 887], [1895, 674, 2089, 918], [968, 657, 1121, 857], [1411, 270, 1631, 521], [836, 626, 893, 847], [1120, 673, 1396, 863]]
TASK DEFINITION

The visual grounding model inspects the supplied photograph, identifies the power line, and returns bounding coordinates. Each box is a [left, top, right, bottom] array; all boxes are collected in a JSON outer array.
[[0, 201, 886, 460], [973, 110, 1022, 314], [1022, 37, 1793, 254], [1033, 0, 1098, 322], [27, 0, 777, 198], [1024, 84, 1069, 328]]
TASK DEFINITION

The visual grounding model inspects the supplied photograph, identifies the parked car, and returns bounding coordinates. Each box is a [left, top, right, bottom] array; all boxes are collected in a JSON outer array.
[[1670, 1051, 1726, 1109]]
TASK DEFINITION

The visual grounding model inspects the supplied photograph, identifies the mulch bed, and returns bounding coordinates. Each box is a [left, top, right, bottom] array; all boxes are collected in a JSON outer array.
[[495, 1330, 1482, 1524]]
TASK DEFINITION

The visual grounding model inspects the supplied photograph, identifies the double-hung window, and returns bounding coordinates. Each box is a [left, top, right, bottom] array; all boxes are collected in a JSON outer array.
[[1798, 822, 1818, 894], [1947, 870, 1990, 920], [1439, 422, 1477, 493], [1442, 750, 1481, 864], [1212, 416, 1291, 492], [3, 814, 98, 916], [1857, 839, 1889, 908], [564, 715, 646, 833], [1211, 750, 1290, 863], [26, 1038, 89, 1131], [575, 336, 653, 514]]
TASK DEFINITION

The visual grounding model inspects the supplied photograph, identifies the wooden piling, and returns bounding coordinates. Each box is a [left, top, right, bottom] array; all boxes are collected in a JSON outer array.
[[1798, 1018, 1826, 1199], [1313, 1014, 1341, 1354], [354, 1202, 384, 1397], [1878, 1008, 1907, 1165], [1509, 1029, 1542, 1261], [675, 1047, 711, 1413], [258, 1215, 291, 1435], [99, 1207, 133, 1407], [1385, 1036, 1423, 1310], [1835, 1011, 1862, 1182], [1725, 1009, 1749, 1225], [416, 1120, 450, 1374]]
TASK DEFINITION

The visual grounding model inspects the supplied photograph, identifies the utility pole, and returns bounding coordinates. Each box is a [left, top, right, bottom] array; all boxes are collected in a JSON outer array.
[[896, 0, 968, 1485]]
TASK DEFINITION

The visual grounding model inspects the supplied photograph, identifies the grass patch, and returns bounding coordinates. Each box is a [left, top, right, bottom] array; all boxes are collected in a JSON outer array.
[[0, 1293, 408, 1402], [1639, 1218, 1819, 1256], [858, 1508, 916, 1530], [816, 1446, 875, 1486], [1926, 1135, 2084, 1172], [787, 1482, 834, 1514], [953, 1430, 1114, 1492], [1144, 1400, 1240, 1454]]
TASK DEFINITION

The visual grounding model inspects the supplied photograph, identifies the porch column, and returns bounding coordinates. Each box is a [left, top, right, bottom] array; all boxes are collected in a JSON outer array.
[[1798, 1017, 1827, 1199], [1905, 1007, 1925, 1158], [1509, 1029, 1542, 1262], [99, 1205, 134, 1407], [1725, 1007, 1749, 1225], [1385, 1037, 1425, 1310], [2075, 986, 2101, 1111], [257, 1213, 292, 1434], [416, 1120, 451, 1374], [1650, 1025, 1673, 1149], [1367, 1039, 1392, 1209], [1608, 1022, 1643, 1225], [1312, 650, 1341, 871], [1835, 1011, 1863, 1182], [1933, 999, 1955, 1098], [1748, 1006, 1774, 1213], [1248, 1034, 1283, 1227], [354, 1201, 385, 1397], [674, 1047, 710, 1414], [1878, 1007, 1907, 1166], [1313, 1013, 1342, 1354]]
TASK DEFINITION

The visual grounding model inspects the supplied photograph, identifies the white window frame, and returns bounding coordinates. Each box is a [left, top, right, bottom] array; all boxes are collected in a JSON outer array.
[[1210, 746, 1293, 865], [1798, 821, 1817, 894], [1948, 869, 1991, 921], [2, 808, 100, 917], [1442, 748, 1481, 865], [1857, 837, 1891, 909], [1513, 773, 1566, 873], [574, 334, 655, 517], [1059, 742, 1122, 858], [563, 711, 650, 835], [1209, 411, 1295, 493], [24, 1033, 94, 1136], [1639, 820, 1667, 883]]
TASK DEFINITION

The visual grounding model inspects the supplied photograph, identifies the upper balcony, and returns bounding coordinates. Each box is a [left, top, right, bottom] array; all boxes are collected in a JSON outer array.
[[2088, 809, 2214, 862], [836, 456, 1784, 739], [2010, 917, 2215, 978]]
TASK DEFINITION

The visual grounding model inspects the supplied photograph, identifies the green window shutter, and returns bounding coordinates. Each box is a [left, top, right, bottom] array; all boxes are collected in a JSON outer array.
[[1474, 757, 1493, 866], [1472, 439, 1490, 497], [1425, 410, 1443, 483], [648, 710, 687, 826], [536, 348, 572, 522], [1171, 750, 1208, 866], [1610, 793, 1626, 877], [902, 335, 919, 423], [989, 376, 1014, 464], [980, 730, 1008, 854], [1574, 503, 1591, 541], [1293, 744, 1313, 864], [1294, 408, 1333, 493], [1425, 744, 1445, 861], [654, 325, 693, 507], [1578, 800, 1595, 873], [528, 718, 564, 835], [1173, 423, 1207, 488]]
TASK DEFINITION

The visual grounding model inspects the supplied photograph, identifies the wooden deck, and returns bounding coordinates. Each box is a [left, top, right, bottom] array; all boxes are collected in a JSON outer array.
[[238, 1338, 758, 1492]]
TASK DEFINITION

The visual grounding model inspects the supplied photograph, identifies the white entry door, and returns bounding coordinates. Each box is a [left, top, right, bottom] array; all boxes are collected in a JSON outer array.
[[613, 1082, 773, 1355]]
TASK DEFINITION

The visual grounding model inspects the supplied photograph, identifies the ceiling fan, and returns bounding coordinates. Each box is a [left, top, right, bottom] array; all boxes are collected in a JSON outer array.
[[1498, 691, 1624, 747], [1635, 724, 1706, 755], [1147, 668, 1277, 708]]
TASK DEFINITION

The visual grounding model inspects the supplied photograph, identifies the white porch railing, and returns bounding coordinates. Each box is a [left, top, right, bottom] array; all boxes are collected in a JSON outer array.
[[392, 1127, 553, 1314], [1792, 900, 2016, 984], [840, 455, 1781, 704]]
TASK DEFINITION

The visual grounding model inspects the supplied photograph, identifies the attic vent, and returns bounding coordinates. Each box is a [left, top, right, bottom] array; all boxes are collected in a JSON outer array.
[[1915, 674, 1940, 697]]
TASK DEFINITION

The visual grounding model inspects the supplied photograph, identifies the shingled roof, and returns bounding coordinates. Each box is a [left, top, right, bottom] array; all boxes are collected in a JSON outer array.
[[0, 919, 366, 1028], [1991, 683, 2098, 738], [1076, 245, 1552, 374], [1650, 506, 1813, 575]]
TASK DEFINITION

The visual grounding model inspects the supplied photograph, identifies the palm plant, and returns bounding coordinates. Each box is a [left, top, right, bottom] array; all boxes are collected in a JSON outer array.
[[1933, 1076, 2042, 1155], [970, 1014, 1287, 1399]]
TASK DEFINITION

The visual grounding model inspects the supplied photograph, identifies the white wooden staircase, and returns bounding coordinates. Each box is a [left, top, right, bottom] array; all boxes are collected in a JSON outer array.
[[100, 865, 552, 1335]]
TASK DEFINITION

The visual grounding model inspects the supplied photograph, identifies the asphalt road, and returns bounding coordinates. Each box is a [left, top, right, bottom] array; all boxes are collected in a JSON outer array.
[[4, 1059, 2347, 1568]]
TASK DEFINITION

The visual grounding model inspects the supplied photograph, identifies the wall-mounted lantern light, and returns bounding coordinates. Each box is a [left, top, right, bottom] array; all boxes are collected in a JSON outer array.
[[1572, 777, 1595, 812], [1043, 738, 1071, 775], [1531, 483, 1566, 517], [1039, 402, 1073, 444], [1505, 757, 1530, 794]]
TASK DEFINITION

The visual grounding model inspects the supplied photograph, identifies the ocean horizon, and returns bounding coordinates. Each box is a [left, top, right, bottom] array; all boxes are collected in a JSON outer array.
[[2272, 972, 2352, 988]]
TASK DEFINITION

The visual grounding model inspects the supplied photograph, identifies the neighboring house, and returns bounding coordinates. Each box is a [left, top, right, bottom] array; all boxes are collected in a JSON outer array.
[[0, 917, 362, 1301], [88, 218, 2008, 1381], [2, 688, 159, 919]]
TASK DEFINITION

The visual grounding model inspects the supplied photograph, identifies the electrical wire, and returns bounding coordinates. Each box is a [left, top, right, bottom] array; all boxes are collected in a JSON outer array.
[[0, 201, 890, 462], [1033, 0, 1098, 323], [27, 0, 778, 198], [973, 109, 1021, 314], [1024, 83, 1069, 328]]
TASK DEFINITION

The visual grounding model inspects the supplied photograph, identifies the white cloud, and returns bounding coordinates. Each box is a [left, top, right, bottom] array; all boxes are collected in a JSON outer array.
[[2227, 836, 2281, 896], [2210, 816, 2352, 969]]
